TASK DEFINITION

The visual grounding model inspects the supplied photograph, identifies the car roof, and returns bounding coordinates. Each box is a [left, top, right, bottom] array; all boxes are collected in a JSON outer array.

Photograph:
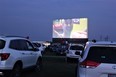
[[86, 41, 116, 46], [69, 43, 84, 47], [0, 36, 28, 41]]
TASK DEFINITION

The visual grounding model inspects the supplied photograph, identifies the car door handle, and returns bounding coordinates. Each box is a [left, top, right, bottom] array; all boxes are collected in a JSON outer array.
[[21, 53, 25, 55], [112, 66, 116, 69], [30, 53, 33, 55]]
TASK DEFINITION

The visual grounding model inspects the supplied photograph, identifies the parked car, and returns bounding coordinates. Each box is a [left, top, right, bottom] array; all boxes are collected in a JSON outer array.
[[37, 43, 46, 53], [66, 44, 84, 62], [77, 41, 116, 77], [0, 36, 42, 77], [55, 45, 67, 55], [49, 43, 68, 55], [32, 42, 46, 54], [48, 43, 60, 52]]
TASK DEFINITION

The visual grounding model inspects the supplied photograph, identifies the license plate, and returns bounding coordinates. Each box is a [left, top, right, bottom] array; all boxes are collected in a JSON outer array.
[[108, 74, 116, 77]]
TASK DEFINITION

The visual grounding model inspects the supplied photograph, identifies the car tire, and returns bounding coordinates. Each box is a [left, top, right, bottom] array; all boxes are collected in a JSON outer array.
[[10, 63, 22, 77], [35, 57, 43, 72]]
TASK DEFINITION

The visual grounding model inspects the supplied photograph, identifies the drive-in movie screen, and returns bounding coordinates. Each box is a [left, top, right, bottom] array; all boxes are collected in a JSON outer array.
[[53, 18, 88, 39]]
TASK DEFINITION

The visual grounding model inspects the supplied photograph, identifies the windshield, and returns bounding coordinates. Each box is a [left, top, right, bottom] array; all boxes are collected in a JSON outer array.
[[70, 45, 84, 50]]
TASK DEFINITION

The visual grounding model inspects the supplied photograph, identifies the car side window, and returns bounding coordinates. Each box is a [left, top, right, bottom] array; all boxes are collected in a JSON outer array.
[[18, 40, 34, 51], [25, 41, 35, 51], [9, 39, 34, 51], [9, 40, 24, 50], [19, 40, 28, 50]]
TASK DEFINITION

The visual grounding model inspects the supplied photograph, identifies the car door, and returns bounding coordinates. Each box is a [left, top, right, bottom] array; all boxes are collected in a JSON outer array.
[[19, 40, 37, 67], [25, 40, 38, 66]]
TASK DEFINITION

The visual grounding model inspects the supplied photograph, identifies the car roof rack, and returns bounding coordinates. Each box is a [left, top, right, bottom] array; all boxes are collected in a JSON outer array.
[[3, 36, 29, 39]]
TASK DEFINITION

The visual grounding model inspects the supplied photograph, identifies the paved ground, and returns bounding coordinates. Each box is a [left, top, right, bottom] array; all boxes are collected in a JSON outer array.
[[21, 51, 78, 77]]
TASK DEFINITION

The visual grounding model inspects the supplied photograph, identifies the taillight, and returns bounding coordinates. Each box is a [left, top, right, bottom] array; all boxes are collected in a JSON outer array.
[[0, 53, 10, 61], [80, 60, 100, 68]]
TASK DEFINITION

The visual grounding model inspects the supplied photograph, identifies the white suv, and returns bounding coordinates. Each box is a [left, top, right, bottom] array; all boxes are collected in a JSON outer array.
[[0, 36, 42, 77], [66, 44, 84, 62], [77, 41, 116, 77]]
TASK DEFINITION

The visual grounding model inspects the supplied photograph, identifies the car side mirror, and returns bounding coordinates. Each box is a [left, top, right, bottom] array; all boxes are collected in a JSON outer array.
[[34, 48, 39, 51]]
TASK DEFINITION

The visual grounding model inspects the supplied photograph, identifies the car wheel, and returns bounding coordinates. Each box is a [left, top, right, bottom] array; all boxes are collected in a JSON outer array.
[[35, 57, 42, 72], [10, 63, 22, 77]]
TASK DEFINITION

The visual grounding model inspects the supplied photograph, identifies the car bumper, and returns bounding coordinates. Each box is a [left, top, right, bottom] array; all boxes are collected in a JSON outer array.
[[0, 69, 12, 76], [66, 54, 80, 58]]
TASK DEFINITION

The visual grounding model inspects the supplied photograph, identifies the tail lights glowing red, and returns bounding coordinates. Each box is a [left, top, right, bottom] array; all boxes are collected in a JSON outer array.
[[80, 60, 100, 68], [0, 53, 10, 61]]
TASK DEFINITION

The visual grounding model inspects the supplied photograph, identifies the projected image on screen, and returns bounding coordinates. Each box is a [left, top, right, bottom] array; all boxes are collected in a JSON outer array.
[[53, 18, 88, 38]]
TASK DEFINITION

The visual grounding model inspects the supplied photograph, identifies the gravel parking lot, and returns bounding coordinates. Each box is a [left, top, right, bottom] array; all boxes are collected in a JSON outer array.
[[21, 51, 77, 77]]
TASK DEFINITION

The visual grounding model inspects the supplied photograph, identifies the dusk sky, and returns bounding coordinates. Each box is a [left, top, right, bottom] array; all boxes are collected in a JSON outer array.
[[0, 0, 116, 41]]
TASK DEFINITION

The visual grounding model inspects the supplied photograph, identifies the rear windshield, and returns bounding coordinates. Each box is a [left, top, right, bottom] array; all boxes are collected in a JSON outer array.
[[0, 39, 5, 49], [87, 46, 116, 64]]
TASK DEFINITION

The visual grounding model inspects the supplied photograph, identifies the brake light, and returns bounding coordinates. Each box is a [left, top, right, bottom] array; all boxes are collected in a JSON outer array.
[[0, 53, 10, 61], [80, 60, 100, 68]]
